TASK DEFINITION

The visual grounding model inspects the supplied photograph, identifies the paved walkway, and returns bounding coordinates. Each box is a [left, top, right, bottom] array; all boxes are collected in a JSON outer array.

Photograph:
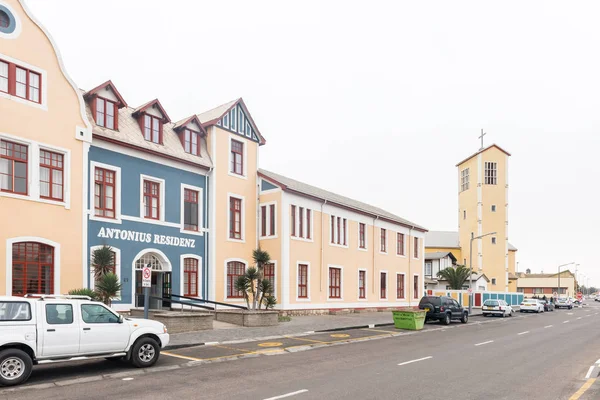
[[168, 309, 485, 348]]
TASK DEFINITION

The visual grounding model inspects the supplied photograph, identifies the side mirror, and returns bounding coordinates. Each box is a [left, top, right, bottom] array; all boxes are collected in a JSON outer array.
[[118, 315, 124, 324]]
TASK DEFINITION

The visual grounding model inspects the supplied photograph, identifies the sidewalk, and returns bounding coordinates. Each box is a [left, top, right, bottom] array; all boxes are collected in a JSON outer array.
[[167, 308, 485, 349]]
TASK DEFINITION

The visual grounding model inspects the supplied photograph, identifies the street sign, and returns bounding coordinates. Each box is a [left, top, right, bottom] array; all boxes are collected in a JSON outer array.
[[467, 288, 473, 294], [577, 292, 583, 300], [142, 266, 151, 288]]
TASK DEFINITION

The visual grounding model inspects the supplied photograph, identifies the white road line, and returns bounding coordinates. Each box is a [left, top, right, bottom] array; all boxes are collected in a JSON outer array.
[[544, 325, 553, 328], [263, 390, 309, 400], [398, 356, 433, 366], [585, 366, 595, 379], [567, 313, 574, 315], [577, 317, 582, 320], [563, 320, 570, 324], [595, 359, 600, 365], [475, 340, 494, 346], [517, 331, 529, 335]]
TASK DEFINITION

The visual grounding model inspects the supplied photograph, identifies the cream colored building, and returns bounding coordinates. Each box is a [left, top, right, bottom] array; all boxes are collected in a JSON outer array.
[[516, 271, 577, 298]]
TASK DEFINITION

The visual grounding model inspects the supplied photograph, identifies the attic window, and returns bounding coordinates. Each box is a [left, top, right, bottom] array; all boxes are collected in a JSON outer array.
[[96, 98, 116, 130], [143, 115, 162, 144], [184, 129, 201, 156]]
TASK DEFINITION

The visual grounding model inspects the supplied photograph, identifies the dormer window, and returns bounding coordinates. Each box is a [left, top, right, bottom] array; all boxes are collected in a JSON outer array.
[[143, 115, 161, 144], [184, 129, 201, 156], [96, 98, 116, 130]]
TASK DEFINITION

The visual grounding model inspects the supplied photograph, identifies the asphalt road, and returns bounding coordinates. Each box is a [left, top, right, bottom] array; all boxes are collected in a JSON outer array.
[[2, 304, 600, 400]]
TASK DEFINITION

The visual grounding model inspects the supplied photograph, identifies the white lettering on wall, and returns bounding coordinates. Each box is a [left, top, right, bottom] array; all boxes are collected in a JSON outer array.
[[97, 227, 195, 248]]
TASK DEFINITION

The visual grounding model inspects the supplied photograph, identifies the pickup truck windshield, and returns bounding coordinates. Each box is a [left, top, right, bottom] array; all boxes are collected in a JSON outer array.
[[0, 301, 31, 321]]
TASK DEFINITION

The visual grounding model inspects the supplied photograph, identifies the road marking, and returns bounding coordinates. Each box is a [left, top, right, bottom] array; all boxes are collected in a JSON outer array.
[[286, 336, 329, 344], [362, 328, 398, 334], [474, 340, 494, 346], [568, 313, 574, 315], [577, 317, 582, 320], [122, 377, 134, 381], [563, 320, 570, 323], [585, 366, 595, 379], [258, 342, 284, 347], [398, 356, 433, 366], [569, 378, 596, 400], [544, 325, 553, 328], [596, 359, 600, 365], [162, 351, 203, 361], [517, 331, 529, 335], [264, 389, 309, 400]]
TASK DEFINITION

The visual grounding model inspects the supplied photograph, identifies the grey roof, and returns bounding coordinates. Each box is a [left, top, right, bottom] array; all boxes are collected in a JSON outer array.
[[85, 99, 213, 169], [425, 230, 517, 251], [425, 251, 456, 261], [197, 99, 238, 125], [259, 169, 427, 231]]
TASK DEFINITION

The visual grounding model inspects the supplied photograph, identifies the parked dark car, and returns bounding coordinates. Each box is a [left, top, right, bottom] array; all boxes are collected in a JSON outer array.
[[418, 296, 469, 325], [540, 300, 555, 311]]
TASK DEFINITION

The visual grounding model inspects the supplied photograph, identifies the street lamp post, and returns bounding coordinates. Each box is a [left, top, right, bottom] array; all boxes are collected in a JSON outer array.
[[469, 231, 496, 315], [558, 262, 575, 299]]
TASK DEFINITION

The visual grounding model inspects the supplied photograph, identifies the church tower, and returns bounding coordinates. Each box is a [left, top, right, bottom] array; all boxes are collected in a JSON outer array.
[[457, 133, 511, 292]]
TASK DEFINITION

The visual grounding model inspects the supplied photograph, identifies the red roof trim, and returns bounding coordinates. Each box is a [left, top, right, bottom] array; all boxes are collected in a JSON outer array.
[[201, 98, 266, 145], [93, 134, 210, 171], [83, 80, 128, 108], [257, 172, 427, 232], [132, 99, 172, 123], [173, 115, 207, 135], [456, 144, 511, 167]]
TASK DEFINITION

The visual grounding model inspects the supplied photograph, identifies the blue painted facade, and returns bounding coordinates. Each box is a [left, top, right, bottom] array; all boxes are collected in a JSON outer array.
[[87, 146, 208, 310]]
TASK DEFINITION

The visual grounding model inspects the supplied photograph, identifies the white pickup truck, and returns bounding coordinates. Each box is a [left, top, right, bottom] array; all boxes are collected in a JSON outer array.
[[0, 294, 169, 386]]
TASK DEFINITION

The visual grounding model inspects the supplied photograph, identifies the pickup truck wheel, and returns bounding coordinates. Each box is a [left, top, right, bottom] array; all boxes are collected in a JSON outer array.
[[131, 338, 160, 368], [0, 349, 33, 387], [460, 312, 468, 323]]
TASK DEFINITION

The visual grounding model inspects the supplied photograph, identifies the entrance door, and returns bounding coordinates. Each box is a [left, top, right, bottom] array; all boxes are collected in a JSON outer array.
[[149, 272, 163, 309]]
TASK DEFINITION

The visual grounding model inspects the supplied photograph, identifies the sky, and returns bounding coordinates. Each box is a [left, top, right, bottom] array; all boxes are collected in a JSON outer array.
[[27, 0, 600, 287]]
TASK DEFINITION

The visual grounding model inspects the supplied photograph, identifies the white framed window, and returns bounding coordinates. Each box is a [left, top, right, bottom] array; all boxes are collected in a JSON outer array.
[[180, 184, 204, 236], [230, 108, 237, 131], [225, 258, 247, 300], [380, 271, 388, 300], [358, 269, 367, 300], [238, 108, 244, 134], [227, 193, 245, 242], [396, 273, 405, 299], [491, 205, 496, 212], [229, 136, 246, 179], [425, 262, 432, 276], [328, 265, 343, 300], [484, 162, 497, 185], [290, 205, 312, 241], [329, 215, 348, 247], [222, 112, 229, 128], [260, 202, 277, 239], [90, 161, 122, 224], [380, 228, 387, 254], [491, 278, 497, 285], [461, 168, 470, 191], [358, 223, 367, 251], [139, 174, 165, 222], [396, 232, 405, 256], [296, 261, 310, 301]]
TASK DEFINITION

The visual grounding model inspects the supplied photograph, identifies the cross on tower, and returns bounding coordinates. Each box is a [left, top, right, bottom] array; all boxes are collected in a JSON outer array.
[[478, 129, 486, 150]]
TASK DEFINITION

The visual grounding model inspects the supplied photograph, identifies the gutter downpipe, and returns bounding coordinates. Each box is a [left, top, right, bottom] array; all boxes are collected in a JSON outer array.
[[408, 226, 414, 307], [372, 216, 379, 294], [320, 200, 327, 292], [205, 166, 213, 301]]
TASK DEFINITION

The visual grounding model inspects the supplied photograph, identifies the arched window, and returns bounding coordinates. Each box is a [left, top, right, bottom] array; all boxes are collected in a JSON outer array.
[[183, 258, 198, 297], [135, 253, 163, 271], [226, 261, 246, 298], [12, 242, 54, 296]]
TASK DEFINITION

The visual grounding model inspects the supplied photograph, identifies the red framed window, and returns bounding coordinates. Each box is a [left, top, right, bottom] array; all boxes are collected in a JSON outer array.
[[270, 204, 276, 236], [143, 180, 160, 220], [39, 150, 63, 201], [380, 272, 387, 299], [413, 275, 419, 299], [94, 168, 115, 218], [229, 197, 242, 239], [306, 209, 311, 239], [380, 228, 387, 252], [299, 207, 304, 238], [0, 61, 8, 93], [329, 267, 341, 299], [183, 189, 199, 231], [397, 274, 405, 299], [0, 60, 41, 103], [343, 218, 347, 245], [230, 139, 244, 175], [291, 205, 296, 237], [183, 258, 198, 296], [95, 98, 116, 130], [397, 233, 405, 255], [359, 223, 366, 249], [414, 237, 419, 258], [227, 261, 245, 298], [261, 205, 267, 237], [12, 242, 54, 296], [298, 264, 308, 298], [330, 216, 334, 243], [143, 115, 161, 144], [264, 263, 275, 293], [184, 129, 201, 156], [0, 139, 28, 195], [358, 271, 366, 299]]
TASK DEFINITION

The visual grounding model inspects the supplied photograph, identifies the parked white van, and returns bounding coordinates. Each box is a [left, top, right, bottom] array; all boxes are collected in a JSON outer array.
[[0, 295, 169, 386]]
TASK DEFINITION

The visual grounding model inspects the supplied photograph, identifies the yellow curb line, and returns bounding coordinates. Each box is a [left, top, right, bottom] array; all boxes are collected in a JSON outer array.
[[569, 378, 597, 400]]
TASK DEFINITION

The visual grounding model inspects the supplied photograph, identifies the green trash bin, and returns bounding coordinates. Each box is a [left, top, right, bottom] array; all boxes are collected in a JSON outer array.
[[392, 310, 426, 330]]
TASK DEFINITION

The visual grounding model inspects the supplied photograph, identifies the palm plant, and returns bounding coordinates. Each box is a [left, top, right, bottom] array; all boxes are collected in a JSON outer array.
[[252, 248, 271, 309], [437, 265, 472, 290], [68, 288, 99, 301], [233, 249, 277, 310], [92, 246, 115, 280], [95, 273, 122, 306], [263, 295, 277, 310], [234, 275, 252, 309]]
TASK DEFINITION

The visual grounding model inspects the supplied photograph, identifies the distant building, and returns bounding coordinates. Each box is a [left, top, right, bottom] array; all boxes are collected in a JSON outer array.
[[516, 270, 577, 298], [425, 144, 519, 292]]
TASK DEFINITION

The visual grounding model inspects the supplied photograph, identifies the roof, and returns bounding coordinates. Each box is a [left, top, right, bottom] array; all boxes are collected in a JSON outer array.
[[197, 98, 266, 145], [84, 98, 213, 170], [258, 169, 427, 231], [172, 115, 206, 135], [83, 80, 128, 108], [517, 270, 575, 279], [424, 278, 438, 285], [435, 272, 488, 282], [132, 99, 171, 123], [456, 144, 511, 167], [425, 231, 517, 251], [425, 251, 457, 262]]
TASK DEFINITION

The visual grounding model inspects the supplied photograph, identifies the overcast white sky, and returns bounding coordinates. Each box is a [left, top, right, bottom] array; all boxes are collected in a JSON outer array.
[[27, 0, 600, 287]]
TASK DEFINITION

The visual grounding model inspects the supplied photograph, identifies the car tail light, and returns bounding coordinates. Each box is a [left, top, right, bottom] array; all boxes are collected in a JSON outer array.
[[440, 306, 444, 312]]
